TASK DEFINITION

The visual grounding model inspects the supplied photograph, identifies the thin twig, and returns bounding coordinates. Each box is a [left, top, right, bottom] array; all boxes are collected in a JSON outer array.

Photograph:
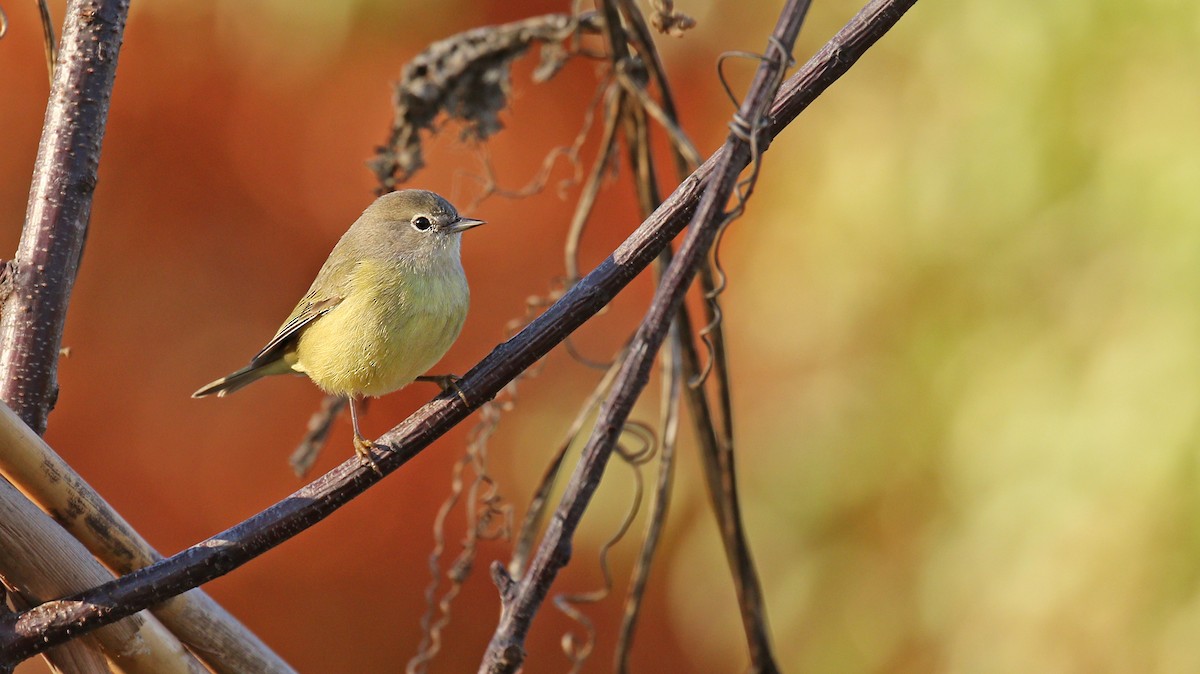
[[0, 0, 918, 661], [37, 0, 56, 86], [461, 78, 606, 210], [407, 399, 511, 674], [564, 81, 624, 282], [605, 40, 690, 650], [615, 0, 698, 177], [683, 42, 793, 674], [289, 395, 347, 477], [592, 20, 694, 666], [551, 420, 655, 672], [614, 320, 681, 672], [509, 350, 627, 578]]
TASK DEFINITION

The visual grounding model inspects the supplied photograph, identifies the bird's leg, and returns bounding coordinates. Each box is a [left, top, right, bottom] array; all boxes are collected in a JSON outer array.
[[347, 396, 383, 475], [416, 374, 469, 405]]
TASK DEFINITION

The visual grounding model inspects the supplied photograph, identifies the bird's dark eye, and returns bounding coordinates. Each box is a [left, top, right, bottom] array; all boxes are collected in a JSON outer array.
[[411, 216, 432, 231]]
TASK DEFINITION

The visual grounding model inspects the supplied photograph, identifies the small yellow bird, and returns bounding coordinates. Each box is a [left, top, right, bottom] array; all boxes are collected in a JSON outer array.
[[193, 189, 483, 468]]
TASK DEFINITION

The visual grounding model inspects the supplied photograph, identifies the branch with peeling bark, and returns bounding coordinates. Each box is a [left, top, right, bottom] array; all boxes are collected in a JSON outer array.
[[0, 0, 918, 666]]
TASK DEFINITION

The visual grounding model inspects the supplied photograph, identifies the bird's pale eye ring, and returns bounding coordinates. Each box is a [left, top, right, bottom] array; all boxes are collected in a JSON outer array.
[[411, 215, 432, 231]]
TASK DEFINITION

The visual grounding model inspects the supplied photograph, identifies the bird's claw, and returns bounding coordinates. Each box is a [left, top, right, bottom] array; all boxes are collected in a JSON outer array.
[[418, 374, 470, 406], [353, 434, 383, 476]]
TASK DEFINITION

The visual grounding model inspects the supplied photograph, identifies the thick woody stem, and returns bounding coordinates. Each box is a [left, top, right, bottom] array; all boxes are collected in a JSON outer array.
[[0, 0, 130, 434]]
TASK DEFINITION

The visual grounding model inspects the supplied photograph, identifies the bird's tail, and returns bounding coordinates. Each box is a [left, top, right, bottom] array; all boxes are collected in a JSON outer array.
[[192, 359, 291, 398]]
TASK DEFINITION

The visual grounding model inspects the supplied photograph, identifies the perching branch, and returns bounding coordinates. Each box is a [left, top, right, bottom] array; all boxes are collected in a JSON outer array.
[[0, 0, 919, 664], [0, 0, 129, 435], [477, 0, 812, 670]]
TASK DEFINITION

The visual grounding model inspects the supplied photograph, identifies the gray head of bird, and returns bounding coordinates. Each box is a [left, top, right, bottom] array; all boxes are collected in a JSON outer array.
[[357, 189, 485, 263]]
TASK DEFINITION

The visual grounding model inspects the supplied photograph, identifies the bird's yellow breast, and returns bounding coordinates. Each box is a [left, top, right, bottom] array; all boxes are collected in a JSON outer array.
[[293, 258, 468, 397]]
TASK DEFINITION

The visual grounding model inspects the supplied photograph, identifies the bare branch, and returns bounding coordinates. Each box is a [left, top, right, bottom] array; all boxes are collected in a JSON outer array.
[[0, 0, 129, 435], [2, 588, 111, 674], [0, 1, 297, 671], [289, 395, 347, 477], [0, 0, 919, 663]]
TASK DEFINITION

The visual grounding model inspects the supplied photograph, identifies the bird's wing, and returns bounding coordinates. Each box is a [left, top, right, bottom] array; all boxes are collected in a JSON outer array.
[[249, 294, 342, 367], [247, 229, 365, 368]]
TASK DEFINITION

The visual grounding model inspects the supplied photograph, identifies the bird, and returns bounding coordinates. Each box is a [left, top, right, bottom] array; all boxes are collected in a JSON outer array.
[[193, 189, 483, 470]]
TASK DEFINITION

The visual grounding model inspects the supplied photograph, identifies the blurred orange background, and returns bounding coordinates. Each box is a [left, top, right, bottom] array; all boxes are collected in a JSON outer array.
[[4, 0, 1200, 672]]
